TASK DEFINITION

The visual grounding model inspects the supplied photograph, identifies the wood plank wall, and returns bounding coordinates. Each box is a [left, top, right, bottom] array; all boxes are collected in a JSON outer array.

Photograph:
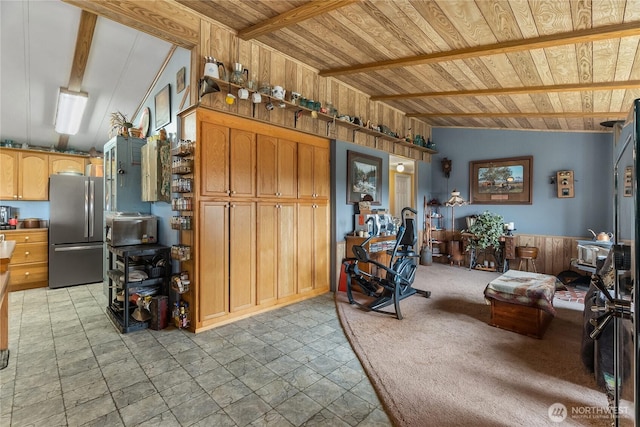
[[335, 233, 584, 289], [196, 21, 431, 161]]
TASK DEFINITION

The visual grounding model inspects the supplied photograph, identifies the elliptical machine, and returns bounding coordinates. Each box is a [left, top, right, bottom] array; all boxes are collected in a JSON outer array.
[[343, 207, 430, 319]]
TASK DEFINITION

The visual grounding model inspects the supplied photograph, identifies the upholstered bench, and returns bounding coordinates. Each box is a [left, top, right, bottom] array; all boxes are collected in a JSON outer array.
[[483, 270, 559, 339]]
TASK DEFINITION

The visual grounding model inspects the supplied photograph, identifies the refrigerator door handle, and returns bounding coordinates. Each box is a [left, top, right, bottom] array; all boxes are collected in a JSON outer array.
[[89, 179, 95, 238], [53, 244, 103, 252], [84, 180, 89, 238]]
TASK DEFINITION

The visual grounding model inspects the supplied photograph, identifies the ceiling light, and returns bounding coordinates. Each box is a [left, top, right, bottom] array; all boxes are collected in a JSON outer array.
[[54, 88, 88, 135], [396, 163, 405, 172]]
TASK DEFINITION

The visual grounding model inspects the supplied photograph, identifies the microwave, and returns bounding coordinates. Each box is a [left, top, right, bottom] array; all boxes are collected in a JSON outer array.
[[105, 212, 158, 246], [576, 240, 612, 269]]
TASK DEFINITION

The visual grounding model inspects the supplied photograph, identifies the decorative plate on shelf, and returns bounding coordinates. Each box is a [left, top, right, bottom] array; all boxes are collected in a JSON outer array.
[[138, 107, 150, 138]]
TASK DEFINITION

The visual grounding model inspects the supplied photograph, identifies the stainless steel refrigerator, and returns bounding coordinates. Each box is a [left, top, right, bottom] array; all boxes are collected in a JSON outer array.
[[49, 175, 104, 289]]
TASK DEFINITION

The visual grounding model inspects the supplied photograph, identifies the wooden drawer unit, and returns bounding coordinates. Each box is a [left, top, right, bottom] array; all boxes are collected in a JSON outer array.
[[4, 229, 48, 291]]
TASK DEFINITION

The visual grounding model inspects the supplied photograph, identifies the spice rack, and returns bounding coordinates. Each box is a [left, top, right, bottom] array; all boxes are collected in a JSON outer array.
[[170, 139, 194, 328], [171, 140, 194, 230]]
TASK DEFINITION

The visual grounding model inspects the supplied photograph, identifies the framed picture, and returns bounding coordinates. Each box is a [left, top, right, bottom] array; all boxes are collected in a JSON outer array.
[[347, 150, 382, 205], [469, 156, 533, 204], [154, 84, 171, 130], [176, 67, 186, 94]]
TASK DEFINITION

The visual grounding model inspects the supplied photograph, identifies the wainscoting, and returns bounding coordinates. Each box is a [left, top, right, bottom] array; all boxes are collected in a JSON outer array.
[[334, 233, 585, 289]]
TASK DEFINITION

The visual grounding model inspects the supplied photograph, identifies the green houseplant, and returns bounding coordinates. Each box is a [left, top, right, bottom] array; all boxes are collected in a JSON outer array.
[[465, 210, 504, 250]]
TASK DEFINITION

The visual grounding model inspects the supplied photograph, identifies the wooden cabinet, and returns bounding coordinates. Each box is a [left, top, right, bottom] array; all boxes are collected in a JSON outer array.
[[257, 202, 297, 302], [256, 135, 297, 198], [49, 154, 87, 176], [181, 108, 330, 332], [4, 229, 48, 291], [200, 123, 256, 198], [298, 143, 329, 200], [0, 150, 48, 200], [297, 202, 329, 293]]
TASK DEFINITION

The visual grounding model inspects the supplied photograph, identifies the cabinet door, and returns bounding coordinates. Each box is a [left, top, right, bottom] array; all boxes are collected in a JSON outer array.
[[278, 203, 297, 298], [313, 146, 330, 199], [297, 144, 314, 199], [0, 150, 18, 200], [277, 139, 297, 198], [49, 155, 86, 175], [19, 152, 49, 200], [199, 202, 229, 321], [297, 203, 314, 293], [313, 203, 330, 290], [256, 203, 277, 305], [229, 202, 256, 312], [201, 122, 229, 197], [256, 135, 277, 197], [297, 203, 329, 293], [229, 129, 256, 197]]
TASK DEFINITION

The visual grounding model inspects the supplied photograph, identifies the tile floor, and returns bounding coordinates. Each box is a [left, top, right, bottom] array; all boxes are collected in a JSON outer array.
[[0, 284, 391, 426]]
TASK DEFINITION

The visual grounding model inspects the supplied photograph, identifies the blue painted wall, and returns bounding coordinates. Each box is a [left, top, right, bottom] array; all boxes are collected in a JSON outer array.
[[430, 127, 613, 237]]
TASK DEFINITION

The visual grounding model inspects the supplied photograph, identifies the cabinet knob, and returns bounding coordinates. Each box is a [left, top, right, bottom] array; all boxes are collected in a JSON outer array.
[[13, 195, 17, 199], [24, 272, 29, 276], [25, 251, 30, 256], [18, 195, 23, 199], [227, 190, 231, 195], [231, 190, 236, 195], [24, 236, 29, 241]]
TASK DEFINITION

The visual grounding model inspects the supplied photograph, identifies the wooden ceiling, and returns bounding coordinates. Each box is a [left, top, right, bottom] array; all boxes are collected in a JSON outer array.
[[176, 0, 640, 131]]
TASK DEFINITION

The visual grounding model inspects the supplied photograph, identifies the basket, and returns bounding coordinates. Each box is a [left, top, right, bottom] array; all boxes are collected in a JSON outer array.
[[147, 266, 165, 278]]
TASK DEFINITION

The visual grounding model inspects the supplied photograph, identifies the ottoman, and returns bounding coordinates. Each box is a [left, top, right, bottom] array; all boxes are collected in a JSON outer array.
[[483, 270, 559, 339]]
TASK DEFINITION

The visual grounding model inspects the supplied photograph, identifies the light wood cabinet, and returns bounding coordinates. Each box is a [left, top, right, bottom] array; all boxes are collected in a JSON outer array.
[[49, 155, 87, 176], [257, 135, 297, 198], [4, 229, 48, 291], [257, 202, 297, 302], [0, 150, 48, 201], [297, 202, 329, 293], [200, 123, 256, 198], [182, 108, 329, 332], [199, 202, 229, 321], [298, 143, 329, 200]]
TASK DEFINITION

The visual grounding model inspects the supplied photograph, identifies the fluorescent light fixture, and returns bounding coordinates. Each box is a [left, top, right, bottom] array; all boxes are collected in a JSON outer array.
[[54, 88, 88, 135], [396, 163, 405, 172]]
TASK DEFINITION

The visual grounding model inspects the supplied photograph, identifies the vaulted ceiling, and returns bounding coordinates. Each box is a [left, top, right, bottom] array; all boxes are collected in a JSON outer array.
[[2, 0, 640, 156]]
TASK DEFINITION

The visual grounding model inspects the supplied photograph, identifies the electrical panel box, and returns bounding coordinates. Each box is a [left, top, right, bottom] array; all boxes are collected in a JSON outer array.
[[557, 170, 574, 198]]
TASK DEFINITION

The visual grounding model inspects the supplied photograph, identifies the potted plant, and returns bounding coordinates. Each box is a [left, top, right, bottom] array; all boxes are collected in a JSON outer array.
[[110, 111, 134, 137], [465, 210, 504, 251]]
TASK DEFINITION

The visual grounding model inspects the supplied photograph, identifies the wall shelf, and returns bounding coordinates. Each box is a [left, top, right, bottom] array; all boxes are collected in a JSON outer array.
[[203, 77, 438, 154]]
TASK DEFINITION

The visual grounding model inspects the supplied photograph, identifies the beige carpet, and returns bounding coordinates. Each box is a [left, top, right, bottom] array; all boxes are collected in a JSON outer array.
[[336, 264, 631, 426]]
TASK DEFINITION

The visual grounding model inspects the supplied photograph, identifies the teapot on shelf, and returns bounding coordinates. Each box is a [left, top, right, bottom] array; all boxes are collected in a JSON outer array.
[[588, 229, 613, 241]]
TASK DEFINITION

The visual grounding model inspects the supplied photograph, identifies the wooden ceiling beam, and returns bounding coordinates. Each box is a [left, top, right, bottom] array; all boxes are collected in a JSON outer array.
[[371, 80, 640, 101], [407, 112, 628, 119], [58, 10, 97, 150], [238, 0, 359, 40], [320, 22, 640, 77]]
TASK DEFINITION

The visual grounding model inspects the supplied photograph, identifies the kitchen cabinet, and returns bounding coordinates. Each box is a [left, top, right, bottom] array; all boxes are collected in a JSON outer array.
[[256, 135, 297, 199], [179, 107, 330, 332], [106, 244, 170, 333], [298, 143, 329, 200], [257, 202, 297, 302], [297, 202, 329, 293], [103, 136, 150, 213], [141, 139, 170, 202], [4, 229, 48, 291], [0, 150, 48, 201], [49, 154, 87, 176], [200, 123, 256, 198]]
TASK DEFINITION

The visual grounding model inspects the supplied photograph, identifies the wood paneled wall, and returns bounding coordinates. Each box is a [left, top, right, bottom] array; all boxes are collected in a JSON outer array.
[[335, 233, 584, 289], [196, 19, 431, 161]]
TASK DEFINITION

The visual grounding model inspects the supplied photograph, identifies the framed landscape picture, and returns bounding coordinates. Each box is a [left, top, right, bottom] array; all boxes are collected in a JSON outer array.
[[347, 150, 382, 205], [469, 156, 533, 204]]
